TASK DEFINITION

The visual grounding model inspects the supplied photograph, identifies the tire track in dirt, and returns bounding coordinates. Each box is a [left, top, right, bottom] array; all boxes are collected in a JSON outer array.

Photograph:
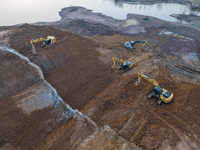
[[129, 116, 149, 142], [148, 107, 199, 149], [163, 110, 200, 144], [118, 93, 150, 142]]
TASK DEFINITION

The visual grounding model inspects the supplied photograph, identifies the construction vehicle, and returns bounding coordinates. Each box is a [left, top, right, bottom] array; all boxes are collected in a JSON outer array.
[[136, 71, 173, 105], [112, 57, 133, 72], [125, 40, 147, 49], [30, 36, 56, 51]]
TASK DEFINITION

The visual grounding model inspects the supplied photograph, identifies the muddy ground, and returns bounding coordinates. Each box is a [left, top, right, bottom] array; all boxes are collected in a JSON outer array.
[[0, 6, 200, 150]]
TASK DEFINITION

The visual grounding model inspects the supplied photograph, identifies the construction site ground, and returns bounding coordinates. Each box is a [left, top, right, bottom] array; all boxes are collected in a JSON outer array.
[[0, 10, 200, 150]]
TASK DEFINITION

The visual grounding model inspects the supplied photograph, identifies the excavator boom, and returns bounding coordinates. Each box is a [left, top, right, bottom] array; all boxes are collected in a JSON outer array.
[[112, 57, 125, 66], [30, 37, 46, 51], [137, 71, 159, 87]]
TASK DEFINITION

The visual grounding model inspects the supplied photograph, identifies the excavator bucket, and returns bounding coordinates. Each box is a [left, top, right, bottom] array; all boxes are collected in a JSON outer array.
[[32, 45, 35, 51]]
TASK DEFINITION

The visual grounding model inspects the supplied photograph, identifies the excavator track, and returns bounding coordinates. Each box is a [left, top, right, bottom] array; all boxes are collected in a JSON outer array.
[[157, 99, 162, 105], [147, 92, 152, 99]]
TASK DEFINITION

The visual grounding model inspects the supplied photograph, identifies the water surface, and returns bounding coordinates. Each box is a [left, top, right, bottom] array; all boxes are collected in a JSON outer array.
[[0, 0, 200, 26]]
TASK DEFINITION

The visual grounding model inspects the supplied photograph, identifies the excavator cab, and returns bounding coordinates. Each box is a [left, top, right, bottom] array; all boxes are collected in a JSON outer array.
[[152, 86, 163, 98], [120, 61, 132, 71], [44, 39, 51, 46]]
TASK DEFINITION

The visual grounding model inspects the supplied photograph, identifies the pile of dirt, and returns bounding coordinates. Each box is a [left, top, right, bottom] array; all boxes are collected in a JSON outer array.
[[9, 24, 113, 110]]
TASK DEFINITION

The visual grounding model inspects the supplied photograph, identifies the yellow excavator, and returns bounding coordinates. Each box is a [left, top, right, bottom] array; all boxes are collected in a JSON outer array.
[[136, 71, 173, 105], [112, 57, 133, 72], [30, 36, 56, 51]]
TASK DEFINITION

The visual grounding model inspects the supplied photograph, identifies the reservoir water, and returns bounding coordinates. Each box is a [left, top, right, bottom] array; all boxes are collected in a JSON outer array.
[[0, 0, 200, 26]]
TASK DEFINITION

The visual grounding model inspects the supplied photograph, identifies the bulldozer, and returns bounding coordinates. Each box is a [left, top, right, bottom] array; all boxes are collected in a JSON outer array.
[[30, 36, 56, 52], [112, 57, 133, 72], [136, 71, 173, 105]]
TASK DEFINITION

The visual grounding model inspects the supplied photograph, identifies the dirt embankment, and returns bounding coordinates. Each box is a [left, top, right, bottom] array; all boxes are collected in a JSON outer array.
[[0, 45, 73, 149], [8, 24, 113, 110]]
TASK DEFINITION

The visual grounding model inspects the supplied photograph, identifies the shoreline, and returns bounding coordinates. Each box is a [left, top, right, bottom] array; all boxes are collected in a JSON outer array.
[[122, 0, 200, 11]]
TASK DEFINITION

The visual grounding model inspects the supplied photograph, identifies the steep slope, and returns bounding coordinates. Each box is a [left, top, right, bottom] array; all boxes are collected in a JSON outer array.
[[9, 25, 112, 110]]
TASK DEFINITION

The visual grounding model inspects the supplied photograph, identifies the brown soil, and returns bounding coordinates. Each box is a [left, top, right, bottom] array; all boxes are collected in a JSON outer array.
[[0, 23, 200, 150], [9, 24, 113, 110], [83, 34, 200, 149], [83, 67, 200, 149]]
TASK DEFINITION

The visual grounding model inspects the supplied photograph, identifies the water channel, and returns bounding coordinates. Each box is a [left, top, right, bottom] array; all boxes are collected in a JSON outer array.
[[0, 0, 200, 26]]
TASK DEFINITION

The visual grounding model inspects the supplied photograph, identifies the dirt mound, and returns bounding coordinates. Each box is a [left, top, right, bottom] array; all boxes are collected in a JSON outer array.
[[9, 25, 113, 110]]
